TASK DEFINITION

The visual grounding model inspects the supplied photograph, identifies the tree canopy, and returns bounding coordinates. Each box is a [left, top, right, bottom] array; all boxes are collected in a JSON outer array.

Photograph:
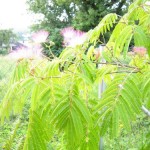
[[27, 0, 74, 29], [27, 0, 132, 31]]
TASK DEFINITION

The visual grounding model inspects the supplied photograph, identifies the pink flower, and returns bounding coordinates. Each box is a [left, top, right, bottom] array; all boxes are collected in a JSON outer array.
[[61, 27, 76, 40], [61, 27, 86, 47], [8, 45, 43, 59], [8, 30, 50, 59], [133, 47, 147, 56], [31, 30, 49, 43]]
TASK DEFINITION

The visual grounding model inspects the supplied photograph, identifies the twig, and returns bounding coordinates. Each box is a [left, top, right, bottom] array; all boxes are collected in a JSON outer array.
[[29, 72, 61, 79], [108, 71, 139, 74], [96, 62, 139, 69]]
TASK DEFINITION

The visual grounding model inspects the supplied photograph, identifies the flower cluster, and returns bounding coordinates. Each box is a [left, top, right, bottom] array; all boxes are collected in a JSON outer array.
[[31, 30, 49, 43], [9, 30, 49, 59], [9, 46, 42, 59], [61, 27, 86, 47]]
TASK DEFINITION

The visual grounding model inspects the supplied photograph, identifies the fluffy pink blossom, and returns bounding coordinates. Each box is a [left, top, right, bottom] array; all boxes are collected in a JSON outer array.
[[61, 27, 87, 47], [8, 45, 43, 59], [31, 30, 49, 43], [61, 27, 76, 40], [133, 46, 147, 56], [8, 30, 50, 59]]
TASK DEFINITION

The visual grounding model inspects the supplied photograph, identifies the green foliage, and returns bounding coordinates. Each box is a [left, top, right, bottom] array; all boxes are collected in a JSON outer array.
[[106, 0, 150, 57], [23, 111, 52, 150], [95, 73, 142, 137], [88, 13, 118, 44], [0, 0, 150, 149]]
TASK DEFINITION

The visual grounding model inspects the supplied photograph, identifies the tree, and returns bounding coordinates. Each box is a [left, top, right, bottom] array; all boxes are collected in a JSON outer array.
[[0, 29, 17, 55], [0, 0, 150, 149], [27, 0, 75, 29], [27, 0, 132, 31], [57, 0, 133, 31]]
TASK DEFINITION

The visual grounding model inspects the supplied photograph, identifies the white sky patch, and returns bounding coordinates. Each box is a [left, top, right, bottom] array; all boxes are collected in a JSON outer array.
[[0, 0, 43, 31], [146, 1, 150, 5]]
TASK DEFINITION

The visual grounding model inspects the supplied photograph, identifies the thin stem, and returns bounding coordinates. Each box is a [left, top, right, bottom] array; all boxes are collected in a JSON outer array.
[[108, 71, 139, 74], [96, 62, 139, 70], [29, 72, 61, 79]]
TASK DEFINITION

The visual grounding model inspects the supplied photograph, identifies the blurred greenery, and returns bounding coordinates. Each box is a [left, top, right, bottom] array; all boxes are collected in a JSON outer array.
[[0, 57, 28, 149], [0, 29, 18, 55], [105, 115, 150, 150], [0, 57, 15, 100]]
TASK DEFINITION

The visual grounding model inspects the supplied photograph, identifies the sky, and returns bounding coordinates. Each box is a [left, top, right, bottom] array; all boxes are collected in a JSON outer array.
[[0, 0, 42, 31]]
